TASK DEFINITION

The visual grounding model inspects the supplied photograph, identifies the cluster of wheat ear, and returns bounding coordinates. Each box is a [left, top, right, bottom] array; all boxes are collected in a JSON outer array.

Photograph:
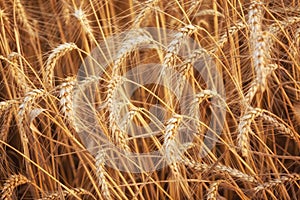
[[0, 0, 300, 199]]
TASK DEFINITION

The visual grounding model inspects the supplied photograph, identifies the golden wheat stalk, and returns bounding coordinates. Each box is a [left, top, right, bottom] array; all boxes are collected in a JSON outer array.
[[211, 20, 246, 53], [260, 109, 299, 141], [120, 105, 142, 132], [245, 2, 272, 104], [269, 16, 300, 35], [44, 43, 78, 87], [111, 30, 153, 74], [17, 88, 46, 170], [1, 174, 31, 200]]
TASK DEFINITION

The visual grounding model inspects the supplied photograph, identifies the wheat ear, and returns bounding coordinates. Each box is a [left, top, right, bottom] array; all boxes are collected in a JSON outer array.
[[44, 43, 78, 87], [269, 16, 300, 35], [59, 76, 77, 131], [39, 188, 96, 200], [238, 107, 299, 157], [181, 157, 257, 183], [1, 174, 31, 200], [95, 151, 112, 200], [15, 0, 34, 35], [8, 52, 30, 93], [73, 8, 94, 41], [207, 181, 222, 200], [0, 100, 17, 116], [245, 2, 271, 104], [253, 174, 300, 193], [106, 75, 131, 152], [18, 89, 45, 159], [111, 30, 153, 74], [163, 114, 183, 176], [212, 21, 245, 53], [237, 107, 262, 157], [259, 109, 299, 141], [120, 105, 142, 132], [133, 0, 159, 28], [163, 24, 197, 70]]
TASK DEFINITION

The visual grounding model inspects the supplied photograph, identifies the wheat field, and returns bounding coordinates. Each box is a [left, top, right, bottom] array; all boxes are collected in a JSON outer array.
[[0, 0, 300, 199]]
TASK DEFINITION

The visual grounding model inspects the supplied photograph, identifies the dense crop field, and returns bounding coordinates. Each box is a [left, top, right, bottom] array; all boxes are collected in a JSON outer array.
[[0, 0, 299, 199]]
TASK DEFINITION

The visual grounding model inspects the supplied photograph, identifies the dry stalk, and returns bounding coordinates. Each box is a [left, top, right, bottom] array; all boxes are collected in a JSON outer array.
[[0, 9, 9, 26]]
